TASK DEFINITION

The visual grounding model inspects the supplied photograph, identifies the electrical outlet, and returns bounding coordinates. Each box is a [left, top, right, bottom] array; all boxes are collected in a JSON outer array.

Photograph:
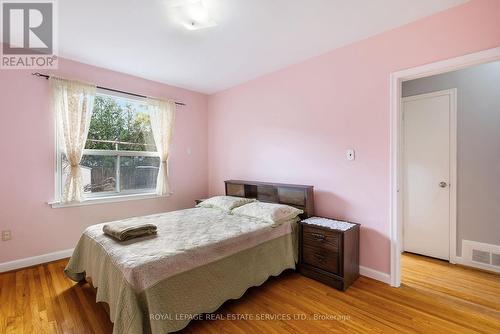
[[2, 230, 12, 241]]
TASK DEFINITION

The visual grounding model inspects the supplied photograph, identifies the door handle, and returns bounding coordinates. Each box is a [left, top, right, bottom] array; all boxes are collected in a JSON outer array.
[[313, 253, 325, 262], [439, 181, 448, 188]]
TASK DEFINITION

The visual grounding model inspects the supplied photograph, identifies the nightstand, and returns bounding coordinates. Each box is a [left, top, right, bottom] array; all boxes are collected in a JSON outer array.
[[298, 217, 360, 291]]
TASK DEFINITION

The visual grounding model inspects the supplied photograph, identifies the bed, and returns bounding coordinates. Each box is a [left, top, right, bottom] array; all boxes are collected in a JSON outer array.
[[65, 180, 314, 334]]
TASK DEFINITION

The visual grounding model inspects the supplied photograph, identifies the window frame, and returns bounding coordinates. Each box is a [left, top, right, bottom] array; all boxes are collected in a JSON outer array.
[[53, 89, 162, 206]]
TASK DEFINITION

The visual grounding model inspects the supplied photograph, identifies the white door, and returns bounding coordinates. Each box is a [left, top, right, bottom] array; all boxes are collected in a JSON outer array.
[[402, 89, 456, 261]]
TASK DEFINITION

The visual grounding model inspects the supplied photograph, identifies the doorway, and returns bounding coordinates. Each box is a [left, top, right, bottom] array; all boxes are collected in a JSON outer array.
[[389, 47, 500, 287]]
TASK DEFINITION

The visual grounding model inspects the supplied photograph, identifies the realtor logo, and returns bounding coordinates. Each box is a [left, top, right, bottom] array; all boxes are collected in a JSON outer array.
[[1, 0, 57, 69]]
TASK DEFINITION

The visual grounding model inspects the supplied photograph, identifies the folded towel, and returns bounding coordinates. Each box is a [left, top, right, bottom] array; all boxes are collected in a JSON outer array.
[[103, 221, 157, 241]]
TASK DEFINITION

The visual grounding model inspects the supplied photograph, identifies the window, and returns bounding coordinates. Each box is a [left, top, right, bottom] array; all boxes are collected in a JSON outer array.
[[57, 91, 160, 201]]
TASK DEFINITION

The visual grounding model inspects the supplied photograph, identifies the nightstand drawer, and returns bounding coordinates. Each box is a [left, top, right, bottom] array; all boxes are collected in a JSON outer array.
[[302, 225, 340, 251], [302, 244, 339, 274]]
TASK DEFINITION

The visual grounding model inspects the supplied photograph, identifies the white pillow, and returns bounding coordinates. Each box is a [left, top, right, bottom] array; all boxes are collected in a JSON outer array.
[[196, 196, 256, 212], [231, 202, 303, 224]]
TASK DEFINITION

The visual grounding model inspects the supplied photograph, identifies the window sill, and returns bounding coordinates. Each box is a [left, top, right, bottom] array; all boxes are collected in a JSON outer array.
[[49, 192, 171, 208]]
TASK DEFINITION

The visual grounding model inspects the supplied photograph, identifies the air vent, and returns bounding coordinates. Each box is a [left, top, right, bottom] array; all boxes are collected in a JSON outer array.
[[461, 240, 500, 273], [492, 253, 500, 267], [472, 249, 490, 264]]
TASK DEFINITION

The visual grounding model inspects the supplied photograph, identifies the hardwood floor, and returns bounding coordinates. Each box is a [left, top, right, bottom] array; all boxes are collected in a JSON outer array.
[[1, 253, 499, 333]]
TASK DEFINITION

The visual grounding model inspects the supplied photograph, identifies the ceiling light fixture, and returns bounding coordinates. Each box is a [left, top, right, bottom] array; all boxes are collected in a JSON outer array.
[[169, 0, 217, 31]]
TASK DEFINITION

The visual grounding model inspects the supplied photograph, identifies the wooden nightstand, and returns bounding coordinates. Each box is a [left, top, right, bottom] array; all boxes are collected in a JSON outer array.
[[298, 217, 360, 291]]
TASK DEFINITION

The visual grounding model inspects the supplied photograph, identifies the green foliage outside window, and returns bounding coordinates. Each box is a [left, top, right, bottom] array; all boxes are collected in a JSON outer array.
[[86, 95, 156, 151], [82, 95, 157, 168]]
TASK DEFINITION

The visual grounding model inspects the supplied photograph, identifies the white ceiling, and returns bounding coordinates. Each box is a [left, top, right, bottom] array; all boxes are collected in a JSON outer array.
[[59, 0, 468, 94]]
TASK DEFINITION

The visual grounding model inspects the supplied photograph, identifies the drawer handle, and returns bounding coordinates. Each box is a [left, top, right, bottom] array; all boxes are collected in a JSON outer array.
[[311, 233, 325, 241], [313, 253, 325, 262]]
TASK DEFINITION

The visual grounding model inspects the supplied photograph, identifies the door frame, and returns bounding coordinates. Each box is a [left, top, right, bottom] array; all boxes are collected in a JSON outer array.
[[389, 47, 500, 287], [401, 88, 457, 262]]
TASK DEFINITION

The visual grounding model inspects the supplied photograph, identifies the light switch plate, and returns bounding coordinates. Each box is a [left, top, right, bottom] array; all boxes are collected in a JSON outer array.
[[2, 230, 11, 241], [346, 149, 355, 161]]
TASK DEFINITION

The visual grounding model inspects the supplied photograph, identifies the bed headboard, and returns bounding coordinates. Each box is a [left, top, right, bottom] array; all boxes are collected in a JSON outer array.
[[224, 180, 315, 218]]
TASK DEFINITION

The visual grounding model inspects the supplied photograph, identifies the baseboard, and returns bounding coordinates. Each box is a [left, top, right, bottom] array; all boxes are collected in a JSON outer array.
[[359, 265, 391, 284], [455, 256, 500, 274], [0, 248, 74, 273]]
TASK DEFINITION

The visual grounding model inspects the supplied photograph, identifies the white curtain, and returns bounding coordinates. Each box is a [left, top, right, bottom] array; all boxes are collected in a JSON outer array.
[[50, 77, 96, 203], [148, 98, 176, 196]]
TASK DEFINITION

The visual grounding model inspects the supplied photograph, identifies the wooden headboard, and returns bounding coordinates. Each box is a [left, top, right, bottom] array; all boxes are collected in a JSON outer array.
[[224, 180, 315, 218]]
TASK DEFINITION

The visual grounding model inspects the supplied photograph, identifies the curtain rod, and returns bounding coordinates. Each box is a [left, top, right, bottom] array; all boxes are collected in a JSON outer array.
[[31, 72, 186, 106]]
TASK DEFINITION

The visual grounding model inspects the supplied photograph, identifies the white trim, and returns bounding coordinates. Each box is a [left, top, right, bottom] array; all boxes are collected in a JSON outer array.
[[54, 103, 62, 203], [96, 88, 148, 104], [400, 89, 453, 102], [49, 192, 170, 208], [0, 248, 74, 273], [400, 89, 458, 264], [449, 89, 458, 265], [389, 47, 500, 287], [82, 149, 159, 157], [455, 256, 500, 274], [359, 266, 391, 284]]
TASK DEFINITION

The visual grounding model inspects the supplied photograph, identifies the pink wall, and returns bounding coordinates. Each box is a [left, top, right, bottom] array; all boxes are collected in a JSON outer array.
[[207, 0, 500, 274], [0, 58, 208, 263]]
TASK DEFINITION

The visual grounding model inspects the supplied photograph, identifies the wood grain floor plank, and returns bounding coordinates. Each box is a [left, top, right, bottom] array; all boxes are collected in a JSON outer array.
[[0, 253, 498, 333]]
